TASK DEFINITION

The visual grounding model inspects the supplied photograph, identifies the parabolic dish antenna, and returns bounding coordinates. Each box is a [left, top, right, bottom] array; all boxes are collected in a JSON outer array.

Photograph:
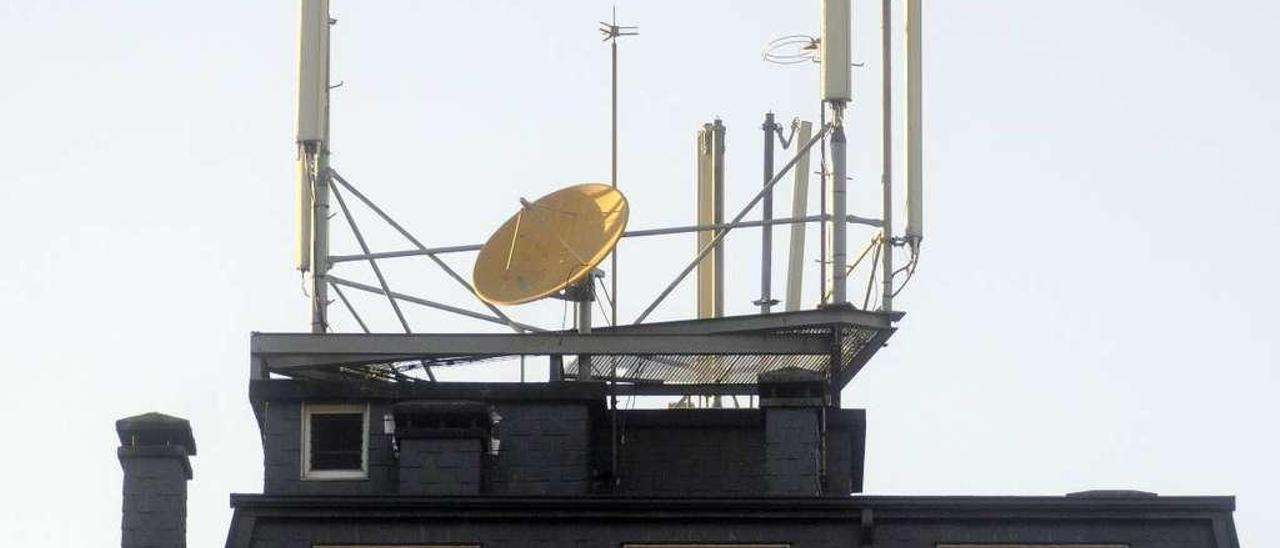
[[473, 183, 629, 305]]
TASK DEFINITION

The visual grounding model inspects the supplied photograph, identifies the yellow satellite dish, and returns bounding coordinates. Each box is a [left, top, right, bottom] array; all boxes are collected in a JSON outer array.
[[473, 183, 629, 305]]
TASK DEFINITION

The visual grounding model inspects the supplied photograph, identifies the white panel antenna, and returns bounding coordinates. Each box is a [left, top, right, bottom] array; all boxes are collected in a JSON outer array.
[[296, 0, 329, 144], [905, 0, 924, 244], [820, 0, 853, 102]]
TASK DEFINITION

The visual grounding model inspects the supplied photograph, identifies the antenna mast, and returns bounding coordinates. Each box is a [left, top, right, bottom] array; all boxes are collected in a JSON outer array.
[[600, 9, 638, 327], [821, 0, 853, 305], [295, 0, 333, 333]]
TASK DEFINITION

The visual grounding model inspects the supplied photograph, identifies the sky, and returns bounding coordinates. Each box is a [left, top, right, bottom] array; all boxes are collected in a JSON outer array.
[[1, 1, 1277, 546]]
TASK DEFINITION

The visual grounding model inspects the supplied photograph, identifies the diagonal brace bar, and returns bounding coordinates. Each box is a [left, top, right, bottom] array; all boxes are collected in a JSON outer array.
[[329, 275, 543, 333]]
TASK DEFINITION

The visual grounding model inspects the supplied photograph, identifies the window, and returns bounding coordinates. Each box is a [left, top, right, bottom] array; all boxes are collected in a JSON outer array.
[[302, 403, 368, 480]]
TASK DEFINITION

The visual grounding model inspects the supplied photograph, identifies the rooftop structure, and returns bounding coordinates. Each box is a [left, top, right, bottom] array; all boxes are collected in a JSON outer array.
[[113, 2, 1241, 547]]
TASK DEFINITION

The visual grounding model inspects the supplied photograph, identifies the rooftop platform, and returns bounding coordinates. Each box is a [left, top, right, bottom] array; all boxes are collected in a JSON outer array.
[[250, 306, 900, 393]]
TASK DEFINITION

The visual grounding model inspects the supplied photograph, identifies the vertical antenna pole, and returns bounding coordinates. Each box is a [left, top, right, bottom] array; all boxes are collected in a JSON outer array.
[[829, 110, 848, 305], [880, 0, 894, 312], [574, 280, 593, 381], [819, 109, 830, 305], [600, 12, 636, 486], [609, 32, 619, 328], [756, 112, 778, 313], [311, 145, 331, 333], [600, 10, 637, 327]]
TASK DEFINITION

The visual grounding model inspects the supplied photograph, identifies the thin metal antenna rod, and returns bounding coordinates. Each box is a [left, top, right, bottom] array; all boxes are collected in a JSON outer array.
[[600, 9, 636, 487], [755, 112, 779, 314], [600, 9, 637, 329], [818, 107, 830, 305], [880, 0, 895, 312], [329, 171, 525, 333], [635, 124, 830, 324]]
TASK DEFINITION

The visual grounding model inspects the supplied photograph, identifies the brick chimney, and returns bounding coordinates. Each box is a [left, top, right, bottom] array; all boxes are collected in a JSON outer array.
[[760, 367, 828, 496], [117, 412, 196, 548]]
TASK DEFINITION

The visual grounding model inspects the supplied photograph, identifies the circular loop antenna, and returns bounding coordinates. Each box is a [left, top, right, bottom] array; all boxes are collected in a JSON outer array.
[[763, 34, 820, 65], [473, 183, 629, 306]]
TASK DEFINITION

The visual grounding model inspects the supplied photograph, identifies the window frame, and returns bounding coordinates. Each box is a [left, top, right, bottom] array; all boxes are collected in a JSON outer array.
[[301, 402, 370, 481]]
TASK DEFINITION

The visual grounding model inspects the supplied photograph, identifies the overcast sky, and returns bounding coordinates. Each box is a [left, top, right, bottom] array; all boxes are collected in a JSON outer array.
[[1, 1, 1276, 546]]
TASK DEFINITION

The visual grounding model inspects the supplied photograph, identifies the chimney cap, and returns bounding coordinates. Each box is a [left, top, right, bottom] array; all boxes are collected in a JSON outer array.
[[116, 412, 196, 456], [759, 366, 824, 385]]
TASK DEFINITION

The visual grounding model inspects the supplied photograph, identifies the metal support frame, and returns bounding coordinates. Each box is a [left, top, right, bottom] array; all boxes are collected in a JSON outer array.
[[636, 124, 831, 324], [328, 214, 882, 264], [330, 282, 370, 334], [328, 276, 541, 332], [329, 171, 525, 333], [254, 332, 833, 369], [329, 182, 437, 381]]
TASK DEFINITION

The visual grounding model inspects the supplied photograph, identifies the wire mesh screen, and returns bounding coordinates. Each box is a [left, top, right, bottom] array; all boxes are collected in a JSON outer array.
[[279, 322, 887, 386], [563, 325, 880, 384]]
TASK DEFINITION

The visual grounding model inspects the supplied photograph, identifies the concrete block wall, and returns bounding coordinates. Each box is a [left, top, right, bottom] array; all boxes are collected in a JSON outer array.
[[489, 402, 591, 495], [398, 438, 482, 495], [617, 418, 765, 496]]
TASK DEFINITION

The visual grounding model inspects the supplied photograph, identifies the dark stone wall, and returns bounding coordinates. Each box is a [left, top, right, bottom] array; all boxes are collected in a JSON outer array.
[[875, 519, 1218, 548], [254, 387, 862, 498], [616, 419, 765, 496], [237, 512, 1228, 548], [261, 399, 593, 496], [397, 438, 481, 495], [119, 448, 189, 548], [488, 402, 591, 495]]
